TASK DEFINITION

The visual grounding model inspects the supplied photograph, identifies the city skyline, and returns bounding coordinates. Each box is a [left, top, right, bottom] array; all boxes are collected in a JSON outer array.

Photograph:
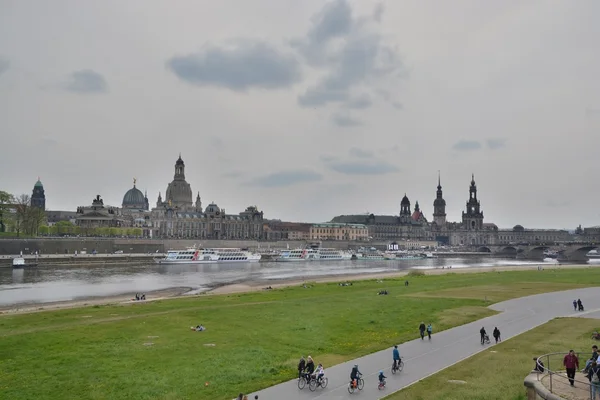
[[1, 1, 599, 229]]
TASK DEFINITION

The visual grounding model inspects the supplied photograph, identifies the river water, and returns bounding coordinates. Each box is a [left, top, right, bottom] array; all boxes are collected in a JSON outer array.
[[0, 257, 580, 306]]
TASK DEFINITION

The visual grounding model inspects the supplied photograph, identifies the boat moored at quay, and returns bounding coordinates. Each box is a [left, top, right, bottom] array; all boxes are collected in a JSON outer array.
[[275, 248, 353, 262], [154, 248, 261, 264]]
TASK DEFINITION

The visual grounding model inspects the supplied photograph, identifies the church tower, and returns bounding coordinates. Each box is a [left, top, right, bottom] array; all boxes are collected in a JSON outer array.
[[31, 178, 46, 209], [433, 172, 447, 226], [195, 192, 203, 213], [399, 194, 411, 223], [462, 174, 484, 230]]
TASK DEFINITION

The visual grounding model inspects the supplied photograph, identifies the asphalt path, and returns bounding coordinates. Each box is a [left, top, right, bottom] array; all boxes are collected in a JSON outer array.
[[248, 287, 600, 400]]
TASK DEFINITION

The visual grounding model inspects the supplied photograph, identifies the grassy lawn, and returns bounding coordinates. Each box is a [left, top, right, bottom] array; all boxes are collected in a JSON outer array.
[[385, 317, 600, 400], [1, 267, 600, 400]]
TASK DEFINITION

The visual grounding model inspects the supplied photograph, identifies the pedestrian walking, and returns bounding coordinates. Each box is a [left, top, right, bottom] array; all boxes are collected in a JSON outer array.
[[493, 327, 501, 343], [573, 300, 577, 311], [480, 327, 487, 345], [426, 323, 432, 340], [588, 361, 600, 399], [563, 350, 579, 386], [419, 322, 426, 340]]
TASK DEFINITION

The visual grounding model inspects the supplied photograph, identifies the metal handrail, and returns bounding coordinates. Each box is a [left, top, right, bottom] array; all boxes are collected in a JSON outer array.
[[536, 351, 596, 399]]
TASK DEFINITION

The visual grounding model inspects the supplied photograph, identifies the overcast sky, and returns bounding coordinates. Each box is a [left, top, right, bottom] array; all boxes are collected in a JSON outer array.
[[1, 0, 599, 229]]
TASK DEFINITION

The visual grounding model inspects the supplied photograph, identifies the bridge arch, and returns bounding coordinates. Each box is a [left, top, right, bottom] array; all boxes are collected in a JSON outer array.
[[477, 246, 491, 253]]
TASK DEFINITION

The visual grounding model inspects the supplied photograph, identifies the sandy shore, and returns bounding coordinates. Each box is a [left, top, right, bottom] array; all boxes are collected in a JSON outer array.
[[1, 263, 595, 315], [0, 287, 191, 315]]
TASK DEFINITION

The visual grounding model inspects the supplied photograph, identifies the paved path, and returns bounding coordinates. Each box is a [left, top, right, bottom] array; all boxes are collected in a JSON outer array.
[[249, 287, 600, 400]]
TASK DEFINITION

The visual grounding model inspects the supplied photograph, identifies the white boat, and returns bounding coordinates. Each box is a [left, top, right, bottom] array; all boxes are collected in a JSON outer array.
[[424, 252, 437, 259], [276, 248, 352, 262], [154, 248, 261, 264], [12, 257, 38, 268]]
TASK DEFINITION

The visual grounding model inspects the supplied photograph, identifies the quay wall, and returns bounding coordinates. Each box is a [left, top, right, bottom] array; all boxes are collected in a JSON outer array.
[[0, 238, 393, 256]]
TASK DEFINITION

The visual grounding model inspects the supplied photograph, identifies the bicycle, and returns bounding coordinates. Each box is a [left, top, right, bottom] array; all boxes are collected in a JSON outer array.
[[347, 375, 364, 394], [378, 379, 386, 390], [391, 358, 404, 374], [297, 373, 312, 390], [308, 374, 328, 391]]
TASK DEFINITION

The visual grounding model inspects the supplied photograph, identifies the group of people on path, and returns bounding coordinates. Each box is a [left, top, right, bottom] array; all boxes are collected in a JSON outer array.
[[418, 322, 433, 340], [479, 327, 501, 344], [297, 356, 325, 385]]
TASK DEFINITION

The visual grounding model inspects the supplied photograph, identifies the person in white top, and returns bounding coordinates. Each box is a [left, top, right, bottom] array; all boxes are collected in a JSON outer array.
[[314, 363, 325, 384]]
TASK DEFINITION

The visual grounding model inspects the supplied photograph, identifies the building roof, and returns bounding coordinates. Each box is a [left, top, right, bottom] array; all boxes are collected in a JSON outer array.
[[312, 223, 367, 229], [122, 186, 145, 207]]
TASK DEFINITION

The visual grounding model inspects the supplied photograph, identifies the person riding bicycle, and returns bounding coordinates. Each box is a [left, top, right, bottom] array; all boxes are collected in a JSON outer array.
[[314, 363, 325, 384], [393, 345, 401, 369], [305, 356, 315, 382], [378, 370, 387, 384], [350, 364, 362, 387]]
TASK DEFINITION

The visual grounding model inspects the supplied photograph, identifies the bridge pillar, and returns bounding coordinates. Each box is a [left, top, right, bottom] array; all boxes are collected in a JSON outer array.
[[516, 246, 548, 261], [557, 246, 598, 263]]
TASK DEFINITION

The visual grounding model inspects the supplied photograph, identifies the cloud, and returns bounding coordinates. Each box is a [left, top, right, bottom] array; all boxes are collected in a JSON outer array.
[[167, 41, 302, 91], [63, 70, 108, 94], [345, 94, 372, 109], [222, 171, 243, 179], [546, 200, 571, 208], [294, 1, 404, 112], [0, 57, 9, 77], [319, 155, 336, 163], [486, 138, 507, 150], [349, 147, 374, 158], [452, 140, 482, 151], [247, 170, 322, 187], [328, 161, 399, 175], [332, 113, 363, 127]]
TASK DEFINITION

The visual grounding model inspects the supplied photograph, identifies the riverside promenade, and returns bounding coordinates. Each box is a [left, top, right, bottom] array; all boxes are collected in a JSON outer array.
[[250, 287, 600, 400]]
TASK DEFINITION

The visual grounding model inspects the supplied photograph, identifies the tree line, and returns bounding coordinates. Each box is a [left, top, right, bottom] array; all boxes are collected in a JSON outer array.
[[0, 191, 45, 236]]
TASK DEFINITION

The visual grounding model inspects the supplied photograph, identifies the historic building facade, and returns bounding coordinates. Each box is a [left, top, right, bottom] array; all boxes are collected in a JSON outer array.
[[150, 155, 265, 239], [75, 195, 126, 229], [310, 223, 369, 241]]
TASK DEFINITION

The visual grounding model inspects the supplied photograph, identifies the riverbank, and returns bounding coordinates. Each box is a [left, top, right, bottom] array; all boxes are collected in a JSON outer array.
[[1, 263, 593, 315]]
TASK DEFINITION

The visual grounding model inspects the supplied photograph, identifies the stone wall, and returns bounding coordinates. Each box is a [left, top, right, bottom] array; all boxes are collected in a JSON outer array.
[[0, 238, 391, 255]]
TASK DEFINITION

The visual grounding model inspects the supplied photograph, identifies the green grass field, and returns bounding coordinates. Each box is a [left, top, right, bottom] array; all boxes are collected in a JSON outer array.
[[386, 317, 600, 400], [1, 267, 599, 400]]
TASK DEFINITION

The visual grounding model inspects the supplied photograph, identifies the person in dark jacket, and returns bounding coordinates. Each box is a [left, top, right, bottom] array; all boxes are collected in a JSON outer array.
[[305, 356, 315, 382], [493, 327, 501, 343], [350, 364, 362, 386], [297, 356, 306, 380], [419, 322, 426, 340], [587, 361, 600, 399], [533, 357, 545, 372], [480, 327, 487, 345], [563, 350, 579, 386], [578, 298, 584, 311]]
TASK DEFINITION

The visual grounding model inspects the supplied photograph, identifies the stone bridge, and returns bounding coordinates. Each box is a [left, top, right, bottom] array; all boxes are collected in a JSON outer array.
[[474, 242, 598, 261]]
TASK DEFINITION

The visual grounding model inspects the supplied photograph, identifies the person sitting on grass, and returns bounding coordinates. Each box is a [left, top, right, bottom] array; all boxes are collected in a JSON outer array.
[[533, 357, 545, 372]]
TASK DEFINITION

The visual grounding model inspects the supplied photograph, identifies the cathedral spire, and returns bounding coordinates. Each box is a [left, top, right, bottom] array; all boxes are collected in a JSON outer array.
[[437, 171, 441, 190]]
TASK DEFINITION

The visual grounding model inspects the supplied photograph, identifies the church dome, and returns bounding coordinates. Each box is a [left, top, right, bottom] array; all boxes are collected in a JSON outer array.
[[513, 225, 525, 232], [165, 180, 193, 208], [123, 185, 146, 208], [401, 194, 410, 205], [205, 203, 220, 214], [433, 198, 446, 206]]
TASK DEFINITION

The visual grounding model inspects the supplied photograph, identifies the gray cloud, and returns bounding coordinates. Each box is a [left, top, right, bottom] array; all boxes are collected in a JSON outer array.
[[222, 171, 243, 179], [63, 70, 108, 94], [486, 138, 507, 150], [167, 41, 302, 91], [328, 161, 399, 175], [345, 94, 372, 109], [332, 113, 363, 127], [349, 147, 374, 158], [248, 170, 322, 187], [452, 140, 482, 151], [546, 200, 571, 208], [294, 1, 404, 112], [0, 57, 9, 77]]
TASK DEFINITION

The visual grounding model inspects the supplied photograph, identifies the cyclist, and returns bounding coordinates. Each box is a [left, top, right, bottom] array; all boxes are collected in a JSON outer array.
[[392, 345, 401, 369], [314, 363, 325, 384], [305, 356, 315, 382], [350, 364, 362, 387], [378, 370, 387, 385]]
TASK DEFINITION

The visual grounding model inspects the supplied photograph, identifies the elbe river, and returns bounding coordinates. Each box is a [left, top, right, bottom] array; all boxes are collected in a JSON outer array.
[[0, 257, 577, 306]]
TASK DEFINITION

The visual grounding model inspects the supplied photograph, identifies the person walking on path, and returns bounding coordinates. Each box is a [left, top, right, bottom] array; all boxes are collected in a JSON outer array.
[[573, 299, 577, 311], [480, 327, 487, 345], [563, 350, 580, 386], [419, 322, 426, 340], [588, 361, 600, 399], [426, 323, 433, 340], [578, 298, 584, 311], [493, 327, 501, 344], [297, 356, 306, 380]]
